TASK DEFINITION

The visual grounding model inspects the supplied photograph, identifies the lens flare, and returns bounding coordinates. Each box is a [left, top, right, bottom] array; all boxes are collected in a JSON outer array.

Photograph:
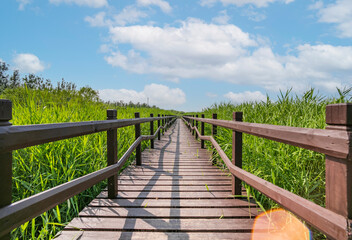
[[251, 208, 312, 240]]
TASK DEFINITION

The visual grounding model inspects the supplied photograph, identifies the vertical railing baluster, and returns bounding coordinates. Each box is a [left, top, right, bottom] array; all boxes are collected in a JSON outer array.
[[232, 112, 243, 196], [325, 103, 352, 221], [212, 113, 217, 165], [135, 112, 141, 166], [192, 115, 195, 135], [162, 114, 165, 135], [0, 100, 12, 240], [195, 114, 198, 140], [107, 109, 118, 199], [158, 114, 161, 140], [150, 113, 154, 149], [201, 114, 205, 149]]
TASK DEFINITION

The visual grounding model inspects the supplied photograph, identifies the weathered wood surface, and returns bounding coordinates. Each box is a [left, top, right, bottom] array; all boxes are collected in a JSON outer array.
[[56, 119, 259, 239]]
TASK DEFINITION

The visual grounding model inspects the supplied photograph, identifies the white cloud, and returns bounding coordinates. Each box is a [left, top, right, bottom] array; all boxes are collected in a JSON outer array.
[[85, 12, 108, 27], [313, 81, 343, 92], [13, 53, 46, 73], [212, 10, 230, 24], [49, 0, 108, 8], [98, 84, 186, 109], [112, 6, 148, 26], [137, 0, 172, 13], [313, 0, 352, 38], [200, 0, 294, 8], [308, 1, 323, 10], [85, 6, 148, 27], [106, 18, 257, 82], [224, 91, 266, 104], [242, 6, 266, 22], [17, 0, 31, 10], [100, 18, 352, 93]]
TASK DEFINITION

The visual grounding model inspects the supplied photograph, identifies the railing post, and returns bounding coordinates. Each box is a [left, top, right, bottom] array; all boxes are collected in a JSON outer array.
[[162, 114, 165, 135], [150, 113, 154, 149], [107, 109, 118, 199], [201, 114, 205, 149], [212, 113, 217, 165], [212, 113, 217, 136], [158, 114, 161, 140], [192, 115, 195, 135], [135, 112, 141, 166], [0, 100, 12, 240], [187, 116, 190, 130], [195, 114, 198, 140], [232, 112, 243, 196], [325, 103, 352, 220]]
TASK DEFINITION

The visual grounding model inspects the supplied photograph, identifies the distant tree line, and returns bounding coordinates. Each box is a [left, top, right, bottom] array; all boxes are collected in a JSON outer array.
[[0, 61, 79, 92], [0, 61, 162, 109]]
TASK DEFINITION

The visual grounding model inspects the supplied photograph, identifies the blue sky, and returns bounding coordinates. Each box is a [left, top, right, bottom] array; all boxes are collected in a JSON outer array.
[[0, 0, 351, 111]]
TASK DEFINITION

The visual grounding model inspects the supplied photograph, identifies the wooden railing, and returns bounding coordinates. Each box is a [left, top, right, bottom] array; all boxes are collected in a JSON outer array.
[[183, 103, 352, 240], [0, 99, 176, 239]]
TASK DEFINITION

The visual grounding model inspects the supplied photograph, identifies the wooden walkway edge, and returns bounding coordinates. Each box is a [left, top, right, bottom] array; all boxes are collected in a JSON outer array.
[[55, 119, 260, 240]]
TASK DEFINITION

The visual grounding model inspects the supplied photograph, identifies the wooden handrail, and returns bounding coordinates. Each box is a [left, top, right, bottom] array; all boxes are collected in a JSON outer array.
[[182, 105, 352, 240], [0, 98, 176, 238], [184, 116, 350, 159], [0, 116, 174, 152]]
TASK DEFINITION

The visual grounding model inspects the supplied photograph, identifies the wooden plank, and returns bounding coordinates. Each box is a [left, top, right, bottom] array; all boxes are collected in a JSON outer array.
[[97, 191, 235, 199], [88, 198, 256, 208], [117, 180, 232, 186], [122, 172, 229, 177], [56, 231, 253, 240], [124, 167, 225, 171], [115, 185, 232, 192], [140, 165, 217, 168], [142, 155, 210, 158], [79, 206, 259, 218], [64, 217, 260, 231], [118, 176, 231, 181], [141, 162, 212, 165]]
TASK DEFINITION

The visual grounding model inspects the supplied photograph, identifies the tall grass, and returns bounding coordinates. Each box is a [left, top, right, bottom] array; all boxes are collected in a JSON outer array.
[[3, 87, 175, 239], [198, 88, 351, 237]]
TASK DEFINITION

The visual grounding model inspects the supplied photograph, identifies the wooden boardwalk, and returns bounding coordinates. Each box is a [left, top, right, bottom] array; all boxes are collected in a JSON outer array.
[[56, 119, 260, 240]]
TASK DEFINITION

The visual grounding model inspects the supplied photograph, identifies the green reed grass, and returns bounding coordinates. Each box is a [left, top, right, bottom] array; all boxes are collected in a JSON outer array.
[[3, 87, 174, 239], [196, 88, 351, 238]]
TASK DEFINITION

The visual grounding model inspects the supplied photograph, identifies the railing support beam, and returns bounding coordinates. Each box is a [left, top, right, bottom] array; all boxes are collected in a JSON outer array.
[[195, 115, 198, 140], [325, 103, 352, 221], [157, 114, 161, 140], [201, 114, 205, 148], [212, 113, 217, 165], [192, 115, 195, 135], [162, 114, 165, 135], [150, 114, 154, 149], [107, 109, 118, 199], [0, 100, 12, 240], [135, 112, 141, 166], [232, 112, 243, 196]]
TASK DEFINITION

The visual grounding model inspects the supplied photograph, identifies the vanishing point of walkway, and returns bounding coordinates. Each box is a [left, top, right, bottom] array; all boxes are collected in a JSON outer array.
[[56, 119, 259, 239]]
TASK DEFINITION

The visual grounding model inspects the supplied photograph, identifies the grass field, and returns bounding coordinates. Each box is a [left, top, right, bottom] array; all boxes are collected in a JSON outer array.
[[3, 86, 351, 239], [4, 87, 175, 239], [192, 88, 351, 238]]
